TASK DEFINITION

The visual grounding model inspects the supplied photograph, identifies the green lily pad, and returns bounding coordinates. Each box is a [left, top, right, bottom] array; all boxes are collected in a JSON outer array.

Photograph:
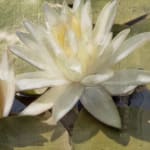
[[72, 109, 150, 150], [0, 115, 71, 150]]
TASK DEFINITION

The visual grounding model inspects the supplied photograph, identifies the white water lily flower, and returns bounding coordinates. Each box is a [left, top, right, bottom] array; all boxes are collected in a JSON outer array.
[[10, 0, 150, 128], [0, 51, 15, 118]]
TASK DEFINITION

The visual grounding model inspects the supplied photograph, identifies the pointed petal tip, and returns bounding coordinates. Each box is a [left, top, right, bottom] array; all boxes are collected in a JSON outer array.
[[16, 31, 22, 37], [123, 28, 131, 34], [20, 102, 53, 116], [23, 20, 29, 26], [110, 118, 122, 129], [8, 45, 17, 53], [112, 0, 118, 5], [23, 20, 34, 30]]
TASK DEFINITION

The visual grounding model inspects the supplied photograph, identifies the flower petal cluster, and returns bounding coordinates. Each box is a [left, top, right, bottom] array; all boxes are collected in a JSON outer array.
[[0, 51, 15, 118], [10, 0, 150, 128]]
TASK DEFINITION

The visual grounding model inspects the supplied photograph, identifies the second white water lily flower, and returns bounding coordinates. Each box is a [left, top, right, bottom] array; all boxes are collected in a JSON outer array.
[[10, 0, 150, 128], [0, 51, 15, 118]]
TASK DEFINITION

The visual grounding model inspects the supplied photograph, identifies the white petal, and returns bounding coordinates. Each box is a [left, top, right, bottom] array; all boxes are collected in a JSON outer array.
[[16, 32, 51, 61], [23, 21, 51, 51], [46, 31, 64, 56], [61, 1, 70, 22], [15, 31, 65, 76], [81, 0, 92, 39], [52, 83, 83, 122], [16, 32, 35, 47], [66, 29, 78, 54], [104, 84, 136, 96], [9, 45, 50, 71], [96, 46, 114, 72], [94, 0, 117, 45], [112, 28, 130, 52], [81, 86, 121, 128], [81, 70, 114, 86], [23, 21, 44, 43], [0, 51, 10, 79], [0, 52, 15, 117], [16, 71, 69, 91], [99, 32, 113, 56], [44, 3, 59, 29], [112, 32, 150, 64], [20, 24, 51, 52], [102, 32, 113, 49], [20, 86, 69, 116], [103, 69, 150, 95], [73, 0, 83, 11], [2, 80, 15, 117], [56, 55, 82, 81]]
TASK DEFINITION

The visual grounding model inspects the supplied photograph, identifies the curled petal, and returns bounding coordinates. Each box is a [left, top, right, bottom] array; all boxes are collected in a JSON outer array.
[[103, 69, 150, 95]]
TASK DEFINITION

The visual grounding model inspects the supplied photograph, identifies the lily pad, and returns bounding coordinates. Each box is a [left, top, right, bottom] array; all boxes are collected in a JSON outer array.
[[0, 115, 71, 150]]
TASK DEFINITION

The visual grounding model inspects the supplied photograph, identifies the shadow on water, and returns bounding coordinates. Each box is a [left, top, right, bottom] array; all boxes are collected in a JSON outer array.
[[101, 87, 150, 145], [128, 107, 150, 141], [0, 115, 64, 150], [72, 107, 150, 146], [100, 106, 150, 146], [72, 86, 150, 146]]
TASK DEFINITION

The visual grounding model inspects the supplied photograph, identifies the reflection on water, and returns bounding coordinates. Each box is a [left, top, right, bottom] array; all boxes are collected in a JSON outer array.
[[128, 108, 150, 142], [112, 86, 150, 145], [72, 86, 150, 149]]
